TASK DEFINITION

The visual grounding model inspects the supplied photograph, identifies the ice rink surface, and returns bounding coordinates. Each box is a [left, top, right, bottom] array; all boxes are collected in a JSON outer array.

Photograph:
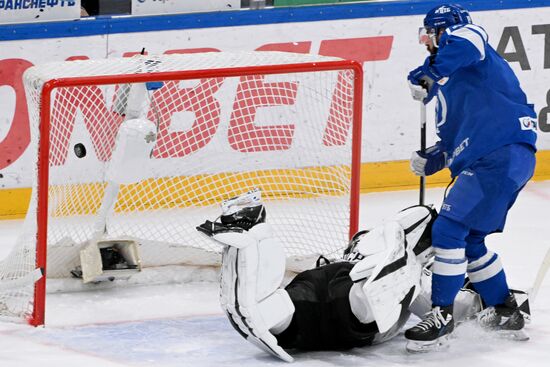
[[0, 181, 549, 367]]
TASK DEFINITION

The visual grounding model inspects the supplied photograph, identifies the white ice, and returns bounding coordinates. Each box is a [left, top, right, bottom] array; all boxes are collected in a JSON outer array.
[[0, 181, 549, 367]]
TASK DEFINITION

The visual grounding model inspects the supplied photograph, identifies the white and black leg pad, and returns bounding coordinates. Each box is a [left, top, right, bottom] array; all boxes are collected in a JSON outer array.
[[349, 221, 422, 334], [216, 223, 295, 362]]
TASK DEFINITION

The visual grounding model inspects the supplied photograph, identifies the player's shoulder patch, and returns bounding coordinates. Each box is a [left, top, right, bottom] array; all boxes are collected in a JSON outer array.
[[446, 24, 488, 43], [446, 24, 488, 60], [445, 24, 467, 34]]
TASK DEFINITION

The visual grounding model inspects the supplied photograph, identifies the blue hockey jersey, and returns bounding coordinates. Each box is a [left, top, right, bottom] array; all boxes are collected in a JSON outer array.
[[429, 23, 537, 177]]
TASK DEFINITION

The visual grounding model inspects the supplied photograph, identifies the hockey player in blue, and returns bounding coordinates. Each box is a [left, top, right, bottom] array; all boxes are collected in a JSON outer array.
[[405, 4, 537, 352]]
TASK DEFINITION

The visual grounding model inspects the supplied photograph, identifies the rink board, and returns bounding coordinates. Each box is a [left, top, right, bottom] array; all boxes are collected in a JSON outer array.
[[0, 0, 549, 218]]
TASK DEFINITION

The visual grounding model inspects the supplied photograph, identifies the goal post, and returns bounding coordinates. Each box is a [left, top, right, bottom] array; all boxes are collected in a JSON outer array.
[[0, 52, 363, 326]]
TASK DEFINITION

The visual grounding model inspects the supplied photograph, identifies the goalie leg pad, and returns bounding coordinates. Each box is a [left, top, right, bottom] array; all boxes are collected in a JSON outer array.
[[219, 224, 294, 362], [349, 221, 422, 334], [394, 205, 437, 266]]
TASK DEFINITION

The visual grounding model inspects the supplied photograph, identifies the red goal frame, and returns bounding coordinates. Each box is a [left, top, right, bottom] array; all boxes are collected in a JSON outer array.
[[32, 60, 364, 326]]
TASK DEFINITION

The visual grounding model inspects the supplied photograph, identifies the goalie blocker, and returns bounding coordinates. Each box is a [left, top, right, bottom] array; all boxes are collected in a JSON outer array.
[[198, 190, 486, 361], [71, 238, 142, 283]]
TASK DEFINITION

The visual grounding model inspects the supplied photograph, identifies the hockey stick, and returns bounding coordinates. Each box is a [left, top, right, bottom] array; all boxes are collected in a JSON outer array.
[[529, 247, 550, 303], [93, 82, 150, 238], [419, 102, 427, 205], [94, 51, 161, 238]]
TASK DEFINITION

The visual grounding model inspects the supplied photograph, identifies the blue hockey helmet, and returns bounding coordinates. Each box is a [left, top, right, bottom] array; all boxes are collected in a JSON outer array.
[[419, 4, 471, 48], [424, 4, 472, 30]]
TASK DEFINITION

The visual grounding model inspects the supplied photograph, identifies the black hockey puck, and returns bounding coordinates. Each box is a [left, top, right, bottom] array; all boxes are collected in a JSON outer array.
[[74, 143, 87, 158]]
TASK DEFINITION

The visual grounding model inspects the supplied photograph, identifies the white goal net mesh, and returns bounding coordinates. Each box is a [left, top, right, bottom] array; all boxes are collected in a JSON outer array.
[[0, 51, 361, 323]]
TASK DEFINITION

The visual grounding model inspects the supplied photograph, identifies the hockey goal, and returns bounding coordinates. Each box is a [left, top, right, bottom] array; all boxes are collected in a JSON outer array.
[[0, 51, 363, 326]]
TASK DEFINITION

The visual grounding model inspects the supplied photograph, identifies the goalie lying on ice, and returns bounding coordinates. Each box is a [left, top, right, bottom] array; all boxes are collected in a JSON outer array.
[[196, 192, 481, 362]]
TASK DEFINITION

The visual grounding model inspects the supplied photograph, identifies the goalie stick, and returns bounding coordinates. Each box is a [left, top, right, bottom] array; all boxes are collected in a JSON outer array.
[[529, 247, 550, 303], [419, 101, 427, 206], [94, 50, 163, 239], [69, 52, 162, 284]]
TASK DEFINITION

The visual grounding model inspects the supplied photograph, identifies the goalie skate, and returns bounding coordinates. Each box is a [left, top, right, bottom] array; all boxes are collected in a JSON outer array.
[[221, 188, 262, 216], [197, 189, 266, 236]]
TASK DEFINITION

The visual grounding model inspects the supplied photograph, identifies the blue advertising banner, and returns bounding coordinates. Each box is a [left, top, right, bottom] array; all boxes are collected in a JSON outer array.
[[0, 0, 80, 25]]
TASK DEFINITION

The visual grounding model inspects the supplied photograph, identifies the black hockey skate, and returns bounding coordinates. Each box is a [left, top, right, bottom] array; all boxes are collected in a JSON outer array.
[[405, 305, 454, 353], [477, 293, 529, 341]]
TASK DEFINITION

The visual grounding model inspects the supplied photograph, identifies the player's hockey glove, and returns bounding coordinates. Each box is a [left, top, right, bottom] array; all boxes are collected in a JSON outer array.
[[410, 142, 448, 176], [407, 56, 448, 104]]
